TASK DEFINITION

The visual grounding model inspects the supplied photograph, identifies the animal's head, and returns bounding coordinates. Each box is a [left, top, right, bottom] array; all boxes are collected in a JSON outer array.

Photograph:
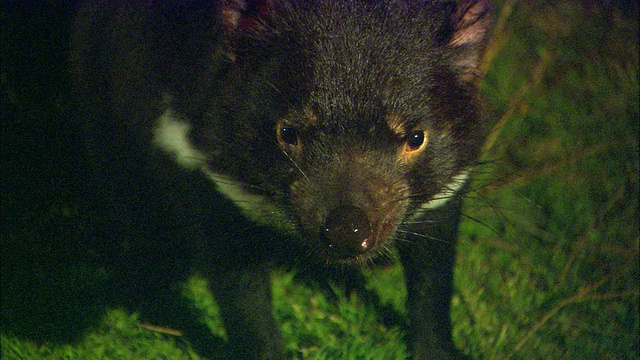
[[184, 0, 492, 263]]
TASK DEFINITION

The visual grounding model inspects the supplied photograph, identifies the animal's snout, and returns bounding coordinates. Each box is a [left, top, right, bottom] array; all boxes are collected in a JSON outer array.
[[321, 205, 373, 259]]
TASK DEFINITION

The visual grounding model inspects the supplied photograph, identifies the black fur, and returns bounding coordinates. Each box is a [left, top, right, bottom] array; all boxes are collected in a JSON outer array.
[[72, 0, 491, 358]]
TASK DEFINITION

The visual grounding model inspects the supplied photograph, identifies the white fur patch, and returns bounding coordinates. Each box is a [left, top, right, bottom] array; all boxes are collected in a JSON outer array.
[[152, 107, 469, 230], [152, 108, 205, 170], [200, 170, 292, 229], [152, 107, 291, 229], [413, 170, 470, 217]]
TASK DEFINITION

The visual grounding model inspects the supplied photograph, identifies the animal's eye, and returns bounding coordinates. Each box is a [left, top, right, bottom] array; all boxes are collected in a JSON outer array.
[[278, 125, 299, 146], [405, 130, 427, 152]]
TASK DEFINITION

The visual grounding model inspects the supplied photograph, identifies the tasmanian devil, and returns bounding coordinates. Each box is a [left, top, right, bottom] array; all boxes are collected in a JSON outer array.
[[71, 0, 491, 358]]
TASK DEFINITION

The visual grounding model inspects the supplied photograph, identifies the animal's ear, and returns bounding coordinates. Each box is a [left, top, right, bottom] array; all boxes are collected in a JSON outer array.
[[448, 0, 492, 82], [218, 0, 276, 62], [220, 0, 275, 37]]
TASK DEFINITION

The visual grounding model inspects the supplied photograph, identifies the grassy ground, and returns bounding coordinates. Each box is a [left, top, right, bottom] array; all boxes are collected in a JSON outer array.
[[2, 1, 638, 359]]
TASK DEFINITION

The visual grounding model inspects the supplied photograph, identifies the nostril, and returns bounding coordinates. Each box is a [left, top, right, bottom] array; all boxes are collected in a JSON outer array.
[[322, 205, 372, 258]]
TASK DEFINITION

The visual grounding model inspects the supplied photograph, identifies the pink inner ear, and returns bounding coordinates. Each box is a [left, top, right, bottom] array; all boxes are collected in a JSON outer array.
[[220, 0, 275, 34], [220, 0, 244, 31], [448, 0, 492, 82], [449, 0, 491, 48]]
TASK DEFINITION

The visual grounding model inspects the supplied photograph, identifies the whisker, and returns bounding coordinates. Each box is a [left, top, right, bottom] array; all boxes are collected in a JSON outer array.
[[281, 148, 310, 181], [400, 218, 439, 225], [459, 212, 502, 237], [394, 229, 453, 245]]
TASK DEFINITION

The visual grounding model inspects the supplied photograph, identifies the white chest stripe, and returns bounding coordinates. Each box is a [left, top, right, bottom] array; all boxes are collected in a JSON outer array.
[[411, 170, 470, 219], [152, 109, 204, 170], [153, 107, 469, 227], [152, 108, 291, 228]]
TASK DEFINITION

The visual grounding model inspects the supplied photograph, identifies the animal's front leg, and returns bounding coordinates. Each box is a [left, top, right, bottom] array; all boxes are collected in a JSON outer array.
[[207, 260, 284, 360], [397, 194, 466, 360]]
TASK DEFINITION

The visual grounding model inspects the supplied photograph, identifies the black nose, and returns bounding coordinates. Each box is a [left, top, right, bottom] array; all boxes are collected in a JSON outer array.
[[322, 205, 372, 258]]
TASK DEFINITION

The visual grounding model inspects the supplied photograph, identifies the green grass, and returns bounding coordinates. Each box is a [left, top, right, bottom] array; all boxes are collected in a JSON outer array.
[[2, 1, 638, 359]]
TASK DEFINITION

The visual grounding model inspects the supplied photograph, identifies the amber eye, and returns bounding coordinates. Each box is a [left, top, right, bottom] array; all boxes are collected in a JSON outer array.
[[278, 125, 299, 146], [405, 130, 427, 152]]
